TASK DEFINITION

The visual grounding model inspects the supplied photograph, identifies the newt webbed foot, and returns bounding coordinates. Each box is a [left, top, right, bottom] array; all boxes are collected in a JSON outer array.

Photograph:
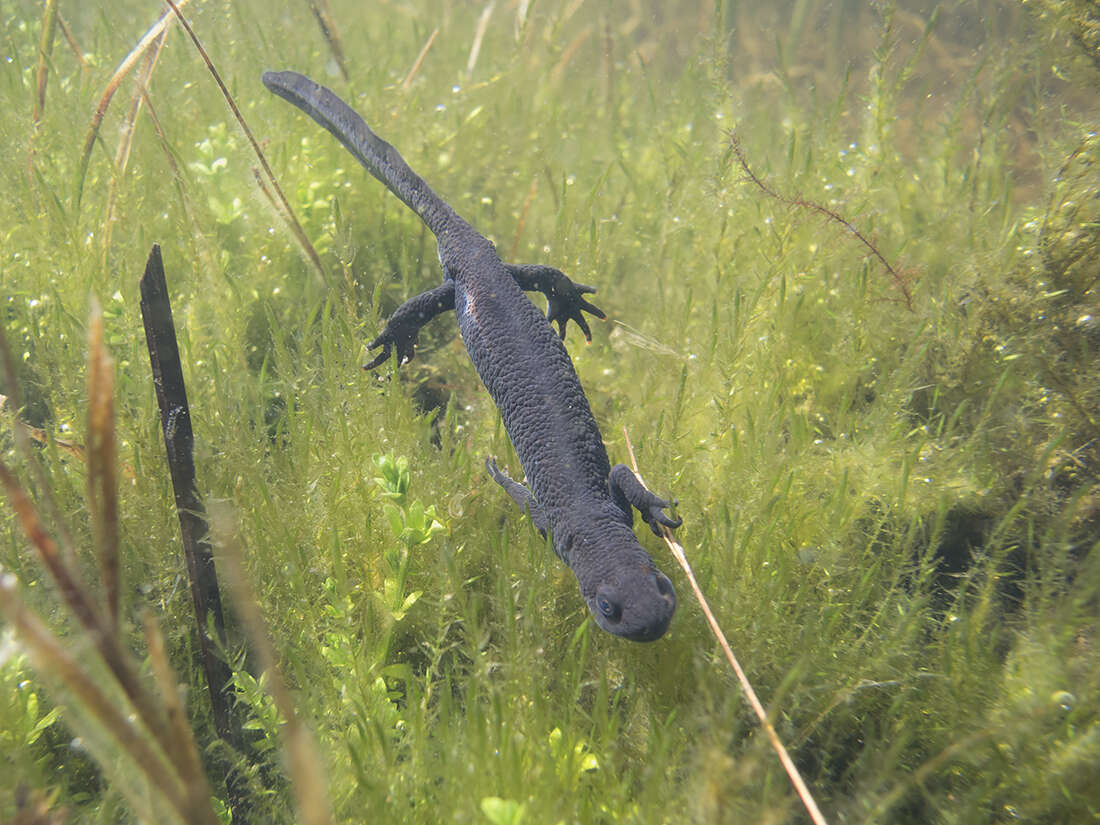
[[608, 463, 682, 536], [504, 264, 607, 341], [547, 280, 605, 341], [364, 321, 420, 370], [642, 497, 682, 536], [363, 281, 457, 370]]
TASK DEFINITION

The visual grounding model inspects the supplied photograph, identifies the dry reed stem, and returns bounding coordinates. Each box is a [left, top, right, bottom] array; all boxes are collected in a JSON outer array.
[[0, 322, 225, 824], [248, 164, 325, 282], [513, 0, 532, 42], [0, 458, 183, 763], [308, 0, 349, 81], [56, 13, 88, 70], [0, 459, 105, 640], [86, 302, 121, 632], [549, 25, 593, 85], [622, 428, 830, 825], [103, 27, 168, 258], [74, 1, 193, 212], [403, 27, 439, 89], [0, 573, 219, 825], [163, 0, 330, 286], [211, 506, 334, 825], [114, 30, 166, 174], [144, 611, 213, 804], [467, 3, 495, 76], [509, 175, 538, 259]]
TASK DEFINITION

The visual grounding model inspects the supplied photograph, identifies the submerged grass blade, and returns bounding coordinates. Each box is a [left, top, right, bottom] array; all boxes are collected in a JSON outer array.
[[32, 0, 59, 124], [143, 611, 214, 809]]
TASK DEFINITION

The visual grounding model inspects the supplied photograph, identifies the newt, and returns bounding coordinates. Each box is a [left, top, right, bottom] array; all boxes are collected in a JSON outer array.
[[263, 70, 681, 641]]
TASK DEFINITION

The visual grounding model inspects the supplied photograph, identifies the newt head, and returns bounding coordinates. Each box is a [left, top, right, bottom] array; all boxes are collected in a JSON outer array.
[[583, 549, 677, 642]]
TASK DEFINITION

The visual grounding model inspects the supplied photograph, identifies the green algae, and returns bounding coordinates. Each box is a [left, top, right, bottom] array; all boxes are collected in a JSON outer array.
[[1, 1, 1098, 823]]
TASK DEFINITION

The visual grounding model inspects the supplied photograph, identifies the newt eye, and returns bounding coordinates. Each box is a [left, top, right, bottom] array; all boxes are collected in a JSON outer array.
[[596, 594, 621, 622], [655, 573, 674, 598]]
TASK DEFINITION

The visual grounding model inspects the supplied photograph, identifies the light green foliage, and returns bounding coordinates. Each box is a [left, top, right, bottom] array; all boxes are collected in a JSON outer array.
[[481, 796, 526, 825], [2, 0, 1099, 823], [233, 668, 284, 756], [188, 121, 248, 225], [0, 645, 62, 750]]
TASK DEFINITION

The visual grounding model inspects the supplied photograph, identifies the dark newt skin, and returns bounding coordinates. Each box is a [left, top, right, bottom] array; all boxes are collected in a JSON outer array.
[[263, 71, 681, 641]]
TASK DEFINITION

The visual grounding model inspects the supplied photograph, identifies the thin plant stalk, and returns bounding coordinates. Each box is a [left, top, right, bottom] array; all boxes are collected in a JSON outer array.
[[0, 461, 174, 750], [509, 175, 538, 259], [622, 428, 830, 825], [102, 26, 169, 259], [308, 0, 349, 81], [162, 0, 329, 286], [144, 612, 212, 803], [467, 2, 495, 77], [33, 0, 59, 123], [75, 1, 194, 212], [402, 27, 439, 90], [0, 273, 82, 575], [0, 313, 224, 825], [56, 12, 89, 71], [86, 301, 121, 631], [729, 132, 913, 310], [134, 85, 219, 278], [0, 318, 195, 786]]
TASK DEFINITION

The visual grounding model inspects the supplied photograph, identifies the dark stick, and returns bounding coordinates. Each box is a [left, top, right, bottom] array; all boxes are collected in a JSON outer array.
[[139, 244, 250, 823]]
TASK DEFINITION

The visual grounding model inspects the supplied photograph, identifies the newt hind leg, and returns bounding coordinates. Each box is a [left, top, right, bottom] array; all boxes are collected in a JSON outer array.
[[609, 464, 681, 536], [485, 458, 548, 535]]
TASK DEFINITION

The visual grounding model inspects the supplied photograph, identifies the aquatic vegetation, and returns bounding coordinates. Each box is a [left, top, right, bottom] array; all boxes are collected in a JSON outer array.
[[1, 1, 1097, 823]]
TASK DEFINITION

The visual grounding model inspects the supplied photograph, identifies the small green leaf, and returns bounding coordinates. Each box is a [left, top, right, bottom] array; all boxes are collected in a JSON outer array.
[[26, 706, 60, 744], [480, 797, 525, 825], [384, 504, 404, 539]]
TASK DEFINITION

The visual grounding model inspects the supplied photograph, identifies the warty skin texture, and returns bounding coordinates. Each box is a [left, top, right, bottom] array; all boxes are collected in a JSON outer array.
[[263, 70, 680, 641]]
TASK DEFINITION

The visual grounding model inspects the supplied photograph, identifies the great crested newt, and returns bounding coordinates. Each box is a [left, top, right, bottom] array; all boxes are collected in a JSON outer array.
[[263, 70, 681, 641]]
